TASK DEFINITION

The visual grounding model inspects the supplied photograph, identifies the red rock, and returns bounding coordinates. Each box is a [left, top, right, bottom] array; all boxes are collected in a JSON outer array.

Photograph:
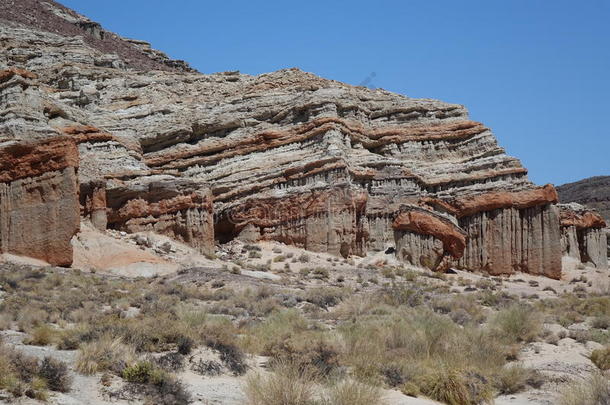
[[0, 138, 80, 266]]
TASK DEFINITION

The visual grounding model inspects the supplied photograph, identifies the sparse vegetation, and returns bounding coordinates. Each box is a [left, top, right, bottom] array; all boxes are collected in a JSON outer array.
[[0, 256, 607, 405], [590, 347, 610, 370], [560, 373, 610, 405]]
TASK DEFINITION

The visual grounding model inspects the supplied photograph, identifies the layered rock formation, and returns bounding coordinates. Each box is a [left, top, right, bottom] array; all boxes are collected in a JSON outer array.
[[559, 203, 607, 269], [558, 176, 610, 259], [0, 0, 605, 278], [557, 176, 610, 223], [0, 137, 80, 266]]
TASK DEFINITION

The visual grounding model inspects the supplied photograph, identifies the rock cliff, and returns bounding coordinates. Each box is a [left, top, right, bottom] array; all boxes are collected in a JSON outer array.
[[0, 0, 605, 277], [557, 176, 610, 223], [558, 176, 610, 262]]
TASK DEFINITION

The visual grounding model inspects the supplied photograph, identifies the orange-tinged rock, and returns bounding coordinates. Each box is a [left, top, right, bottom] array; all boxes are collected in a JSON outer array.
[[0, 137, 79, 183], [392, 208, 466, 259], [560, 209, 606, 229]]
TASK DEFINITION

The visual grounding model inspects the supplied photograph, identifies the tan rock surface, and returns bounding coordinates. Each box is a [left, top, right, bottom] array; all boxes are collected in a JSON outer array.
[[0, 0, 603, 277]]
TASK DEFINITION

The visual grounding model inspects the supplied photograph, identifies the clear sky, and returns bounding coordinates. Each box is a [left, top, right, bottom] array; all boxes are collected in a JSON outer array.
[[60, 0, 609, 186]]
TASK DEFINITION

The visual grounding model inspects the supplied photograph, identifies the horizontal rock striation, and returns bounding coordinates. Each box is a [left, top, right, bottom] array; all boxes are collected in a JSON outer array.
[[559, 203, 607, 270], [0, 2, 593, 278], [104, 176, 214, 255], [392, 205, 466, 272], [557, 176, 610, 223]]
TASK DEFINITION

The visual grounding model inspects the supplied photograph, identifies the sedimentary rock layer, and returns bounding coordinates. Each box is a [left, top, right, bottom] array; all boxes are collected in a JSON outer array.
[[393, 206, 466, 272], [458, 204, 562, 279], [105, 177, 214, 255], [0, 1, 582, 277], [0, 137, 80, 265], [557, 176, 610, 223], [559, 203, 607, 270]]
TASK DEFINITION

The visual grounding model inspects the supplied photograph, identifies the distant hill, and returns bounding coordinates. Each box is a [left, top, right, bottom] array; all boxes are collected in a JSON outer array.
[[557, 176, 610, 222]]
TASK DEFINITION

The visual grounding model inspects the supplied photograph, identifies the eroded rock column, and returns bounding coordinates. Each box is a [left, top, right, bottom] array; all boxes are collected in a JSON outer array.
[[0, 138, 80, 266]]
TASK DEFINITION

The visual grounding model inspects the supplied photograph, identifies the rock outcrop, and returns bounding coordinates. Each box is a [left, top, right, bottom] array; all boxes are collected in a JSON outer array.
[[0, 0, 602, 278], [559, 203, 607, 269], [557, 176, 610, 223], [557, 176, 609, 268], [0, 137, 80, 265]]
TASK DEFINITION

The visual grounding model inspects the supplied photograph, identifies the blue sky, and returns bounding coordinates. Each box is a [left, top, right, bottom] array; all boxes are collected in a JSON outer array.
[[61, 0, 609, 186]]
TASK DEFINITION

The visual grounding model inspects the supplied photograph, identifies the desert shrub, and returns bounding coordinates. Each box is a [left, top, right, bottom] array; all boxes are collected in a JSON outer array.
[[0, 314, 12, 330], [494, 363, 533, 394], [76, 335, 135, 375], [241, 309, 309, 353], [123, 364, 191, 405], [321, 380, 385, 405], [38, 357, 71, 393], [244, 361, 316, 405], [312, 267, 330, 279], [153, 352, 184, 372], [592, 316, 610, 330], [176, 335, 194, 355], [339, 308, 507, 393], [417, 368, 493, 405], [380, 283, 425, 307], [267, 337, 340, 377], [24, 324, 56, 346], [57, 325, 90, 350], [0, 345, 72, 400], [210, 341, 247, 376], [490, 304, 542, 343], [590, 347, 610, 370], [560, 373, 610, 405], [26, 376, 48, 401], [305, 287, 346, 309], [191, 359, 222, 376], [298, 254, 310, 263], [122, 361, 164, 384]]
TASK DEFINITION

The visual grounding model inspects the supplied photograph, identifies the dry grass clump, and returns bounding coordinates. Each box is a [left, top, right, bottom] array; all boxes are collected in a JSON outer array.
[[590, 347, 610, 370], [321, 380, 386, 405], [339, 308, 506, 395], [493, 363, 540, 394], [0, 343, 71, 400], [120, 361, 191, 405], [536, 294, 610, 327], [417, 368, 493, 405], [24, 324, 61, 347], [76, 335, 136, 375], [432, 295, 487, 325], [489, 304, 542, 343], [560, 373, 610, 405], [242, 309, 337, 376], [244, 361, 317, 405], [38, 356, 72, 392], [304, 287, 347, 309]]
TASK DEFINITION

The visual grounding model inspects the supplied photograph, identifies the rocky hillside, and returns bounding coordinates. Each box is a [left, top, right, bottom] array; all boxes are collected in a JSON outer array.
[[558, 176, 610, 222], [0, 0, 194, 72], [0, 0, 606, 276]]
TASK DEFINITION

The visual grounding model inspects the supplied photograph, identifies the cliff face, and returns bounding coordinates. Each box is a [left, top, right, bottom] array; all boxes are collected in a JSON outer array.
[[0, 137, 80, 266], [557, 176, 610, 223], [0, 0, 604, 277], [558, 176, 610, 263]]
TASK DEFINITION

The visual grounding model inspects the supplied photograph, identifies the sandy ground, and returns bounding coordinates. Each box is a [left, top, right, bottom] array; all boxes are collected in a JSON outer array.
[[0, 224, 608, 405]]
